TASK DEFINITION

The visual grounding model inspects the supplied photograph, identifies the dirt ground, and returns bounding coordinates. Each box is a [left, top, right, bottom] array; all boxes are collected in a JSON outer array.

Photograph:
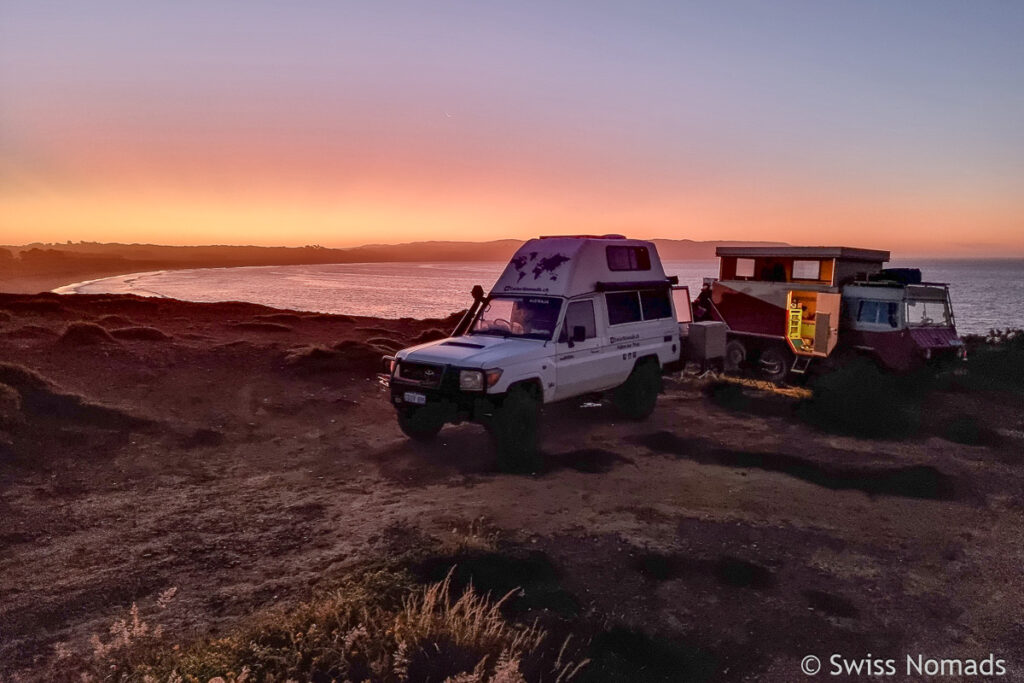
[[2, 291, 1024, 681]]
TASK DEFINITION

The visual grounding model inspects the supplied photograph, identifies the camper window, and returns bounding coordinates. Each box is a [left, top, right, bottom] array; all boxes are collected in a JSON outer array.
[[606, 292, 643, 325], [736, 258, 755, 278], [640, 289, 672, 320], [792, 260, 821, 280], [606, 246, 652, 271]]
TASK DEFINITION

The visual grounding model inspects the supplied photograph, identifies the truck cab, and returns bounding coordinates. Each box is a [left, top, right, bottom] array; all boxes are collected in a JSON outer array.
[[382, 235, 685, 466]]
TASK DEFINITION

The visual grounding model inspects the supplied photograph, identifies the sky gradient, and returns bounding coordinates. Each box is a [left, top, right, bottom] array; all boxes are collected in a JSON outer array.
[[2, 1, 1022, 256]]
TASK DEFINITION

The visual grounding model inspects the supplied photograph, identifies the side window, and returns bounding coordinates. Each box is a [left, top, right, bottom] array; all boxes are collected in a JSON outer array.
[[792, 260, 821, 280], [735, 258, 755, 278], [856, 300, 898, 327], [562, 300, 597, 340], [885, 302, 898, 328], [640, 289, 672, 320], [857, 300, 879, 323], [606, 246, 652, 271], [606, 292, 642, 325]]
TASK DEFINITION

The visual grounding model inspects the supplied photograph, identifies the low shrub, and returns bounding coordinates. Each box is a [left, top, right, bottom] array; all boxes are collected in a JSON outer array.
[[961, 328, 1024, 390], [58, 322, 117, 346], [798, 358, 920, 438]]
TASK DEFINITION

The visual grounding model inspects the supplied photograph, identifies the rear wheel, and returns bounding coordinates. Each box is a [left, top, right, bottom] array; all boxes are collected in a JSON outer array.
[[758, 346, 791, 383], [490, 385, 542, 472], [613, 359, 662, 420], [397, 404, 444, 442]]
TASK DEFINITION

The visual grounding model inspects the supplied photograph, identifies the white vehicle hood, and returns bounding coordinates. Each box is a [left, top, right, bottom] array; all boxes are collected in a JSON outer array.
[[396, 334, 548, 369]]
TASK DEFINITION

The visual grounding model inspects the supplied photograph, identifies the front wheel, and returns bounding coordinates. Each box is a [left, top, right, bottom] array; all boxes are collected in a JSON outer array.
[[724, 339, 747, 372], [613, 359, 662, 420], [490, 385, 542, 472], [397, 404, 444, 442]]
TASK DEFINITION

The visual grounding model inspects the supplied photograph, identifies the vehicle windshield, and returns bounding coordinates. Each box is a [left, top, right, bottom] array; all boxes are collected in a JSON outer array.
[[906, 298, 952, 327], [470, 296, 563, 340]]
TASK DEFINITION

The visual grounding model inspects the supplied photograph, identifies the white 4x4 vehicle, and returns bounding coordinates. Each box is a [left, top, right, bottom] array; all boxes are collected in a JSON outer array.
[[382, 235, 688, 468]]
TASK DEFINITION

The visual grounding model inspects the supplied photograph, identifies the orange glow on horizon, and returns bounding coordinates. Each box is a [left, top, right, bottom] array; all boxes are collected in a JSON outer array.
[[3, 182, 1021, 258]]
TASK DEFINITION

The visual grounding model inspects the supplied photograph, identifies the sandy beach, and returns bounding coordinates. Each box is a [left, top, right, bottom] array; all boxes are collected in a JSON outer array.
[[1, 288, 1023, 681]]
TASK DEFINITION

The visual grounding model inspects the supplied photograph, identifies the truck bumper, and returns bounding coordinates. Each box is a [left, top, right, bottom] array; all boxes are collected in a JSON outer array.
[[389, 379, 498, 424]]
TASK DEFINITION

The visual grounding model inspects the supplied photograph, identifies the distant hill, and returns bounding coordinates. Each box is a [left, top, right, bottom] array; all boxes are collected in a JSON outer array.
[[0, 238, 787, 293], [2, 237, 785, 267]]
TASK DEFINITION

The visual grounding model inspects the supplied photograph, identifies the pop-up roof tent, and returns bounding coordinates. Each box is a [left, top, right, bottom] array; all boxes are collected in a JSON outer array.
[[490, 236, 671, 299]]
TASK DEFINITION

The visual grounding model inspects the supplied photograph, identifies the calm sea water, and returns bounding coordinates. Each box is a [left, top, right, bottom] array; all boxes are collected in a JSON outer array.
[[55, 259, 1023, 336]]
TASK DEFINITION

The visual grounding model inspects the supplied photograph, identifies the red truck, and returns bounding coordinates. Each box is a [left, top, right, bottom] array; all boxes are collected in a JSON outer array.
[[693, 246, 965, 381]]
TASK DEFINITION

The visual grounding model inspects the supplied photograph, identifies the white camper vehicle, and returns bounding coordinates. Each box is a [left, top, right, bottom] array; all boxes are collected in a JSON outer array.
[[381, 235, 691, 467]]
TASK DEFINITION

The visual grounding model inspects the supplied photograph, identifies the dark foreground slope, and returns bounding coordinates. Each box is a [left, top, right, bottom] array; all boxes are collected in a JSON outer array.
[[1, 293, 1023, 681]]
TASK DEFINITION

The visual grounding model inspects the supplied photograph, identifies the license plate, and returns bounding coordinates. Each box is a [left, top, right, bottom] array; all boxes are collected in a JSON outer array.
[[403, 391, 427, 405]]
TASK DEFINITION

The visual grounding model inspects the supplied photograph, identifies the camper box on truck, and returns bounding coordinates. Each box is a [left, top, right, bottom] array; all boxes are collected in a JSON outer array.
[[694, 246, 964, 380], [381, 235, 690, 467]]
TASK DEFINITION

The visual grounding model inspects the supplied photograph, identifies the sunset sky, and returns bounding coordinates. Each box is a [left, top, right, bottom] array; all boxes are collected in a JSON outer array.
[[1, 1, 1022, 256]]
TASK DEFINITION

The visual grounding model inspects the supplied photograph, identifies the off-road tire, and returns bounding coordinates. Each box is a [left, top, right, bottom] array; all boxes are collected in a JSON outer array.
[[397, 404, 445, 442], [613, 359, 662, 420], [724, 339, 747, 372], [758, 346, 791, 383], [490, 385, 542, 472]]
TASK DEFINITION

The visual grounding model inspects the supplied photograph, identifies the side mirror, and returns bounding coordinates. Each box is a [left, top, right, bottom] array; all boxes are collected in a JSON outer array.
[[572, 326, 587, 343]]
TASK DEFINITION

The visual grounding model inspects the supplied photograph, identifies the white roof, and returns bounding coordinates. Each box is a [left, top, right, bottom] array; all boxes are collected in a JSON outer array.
[[490, 237, 669, 298]]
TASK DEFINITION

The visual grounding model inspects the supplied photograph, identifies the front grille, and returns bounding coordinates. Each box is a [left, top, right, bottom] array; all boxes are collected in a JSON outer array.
[[397, 362, 444, 387]]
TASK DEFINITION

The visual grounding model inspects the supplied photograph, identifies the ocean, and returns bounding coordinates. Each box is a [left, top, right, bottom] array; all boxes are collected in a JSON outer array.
[[54, 259, 1024, 336]]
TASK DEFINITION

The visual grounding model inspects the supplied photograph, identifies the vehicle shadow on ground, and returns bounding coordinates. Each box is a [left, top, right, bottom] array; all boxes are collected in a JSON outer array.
[[628, 430, 962, 501]]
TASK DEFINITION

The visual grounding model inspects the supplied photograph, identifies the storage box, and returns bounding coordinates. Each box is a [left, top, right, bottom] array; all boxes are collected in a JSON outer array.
[[687, 321, 728, 360]]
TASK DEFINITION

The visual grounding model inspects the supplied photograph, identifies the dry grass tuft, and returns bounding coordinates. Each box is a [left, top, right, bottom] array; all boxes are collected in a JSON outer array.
[[58, 321, 117, 346], [48, 570, 586, 683]]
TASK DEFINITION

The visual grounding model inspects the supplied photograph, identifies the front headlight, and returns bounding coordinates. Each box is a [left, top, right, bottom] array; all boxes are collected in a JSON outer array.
[[459, 369, 485, 391]]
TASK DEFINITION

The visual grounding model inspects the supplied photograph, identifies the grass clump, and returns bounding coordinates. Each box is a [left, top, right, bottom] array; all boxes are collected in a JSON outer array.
[[59, 321, 117, 346], [61, 569, 586, 683]]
